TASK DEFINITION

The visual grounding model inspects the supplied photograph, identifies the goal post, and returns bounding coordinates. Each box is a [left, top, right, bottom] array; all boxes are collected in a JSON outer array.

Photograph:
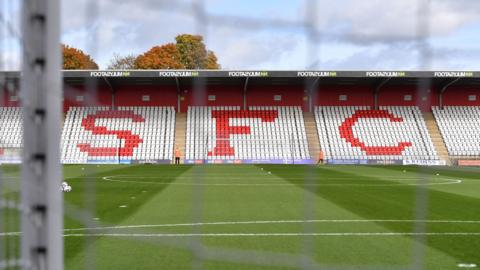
[[21, 1, 63, 270]]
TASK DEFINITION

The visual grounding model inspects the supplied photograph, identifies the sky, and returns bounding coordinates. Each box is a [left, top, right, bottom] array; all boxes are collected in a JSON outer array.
[[1, 0, 480, 70]]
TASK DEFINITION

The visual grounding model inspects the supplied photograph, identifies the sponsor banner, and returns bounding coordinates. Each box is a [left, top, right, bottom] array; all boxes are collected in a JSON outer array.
[[245, 159, 313, 164], [402, 160, 446, 166], [368, 160, 403, 165], [458, 160, 480, 166], [158, 71, 199, 77], [12, 70, 480, 79], [0, 159, 22, 164], [365, 71, 406, 77], [87, 160, 121, 164], [228, 71, 269, 77], [90, 71, 131, 77], [185, 159, 208, 164], [0, 148, 22, 164], [297, 71, 337, 77], [86, 159, 131, 164], [79, 159, 171, 165], [434, 71, 474, 78], [327, 159, 405, 165], [130, 159, 171, 165], [185, 159, 313, 164], [327, 159, 364, 165]]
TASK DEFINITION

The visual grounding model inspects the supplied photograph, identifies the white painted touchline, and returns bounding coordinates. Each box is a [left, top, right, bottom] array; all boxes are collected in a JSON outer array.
[[3, 218, 480, 237], [458, 263, 478, 268], [62, 232, 480, 237], [63, 219, 480, 231], [102, 176, 462, 186], [0, 219, 480, 236], [103, 175, 463, 180]]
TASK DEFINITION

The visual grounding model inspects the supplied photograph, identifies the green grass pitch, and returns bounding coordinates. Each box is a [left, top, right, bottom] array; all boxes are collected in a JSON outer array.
[[2, 164, 480, 269]]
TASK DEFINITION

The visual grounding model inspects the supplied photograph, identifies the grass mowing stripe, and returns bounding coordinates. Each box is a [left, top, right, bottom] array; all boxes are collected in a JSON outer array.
[[264, 165, 480, 264], [64, 165, 193, 261]]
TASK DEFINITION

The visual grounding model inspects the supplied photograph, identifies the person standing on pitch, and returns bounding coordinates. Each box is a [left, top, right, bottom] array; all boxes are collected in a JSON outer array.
[[317, 150, 324, 165], [175, 147, 181, 165]]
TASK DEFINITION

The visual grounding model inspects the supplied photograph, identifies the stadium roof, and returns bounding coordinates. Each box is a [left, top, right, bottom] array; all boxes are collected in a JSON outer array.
[[2, 70, 480, 88]]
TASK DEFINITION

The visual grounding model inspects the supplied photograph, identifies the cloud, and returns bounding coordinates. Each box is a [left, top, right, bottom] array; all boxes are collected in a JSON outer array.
[[57, 0, 480, 69], [318, 42, 480, 70], [0, 50, 21, 71], [61, 0, 197, 67], [310, 0, 480, 44], [208, 28, 302, 69]]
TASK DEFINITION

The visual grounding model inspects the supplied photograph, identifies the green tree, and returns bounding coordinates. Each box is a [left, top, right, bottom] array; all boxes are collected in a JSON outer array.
[[175, 34, 220, 69]]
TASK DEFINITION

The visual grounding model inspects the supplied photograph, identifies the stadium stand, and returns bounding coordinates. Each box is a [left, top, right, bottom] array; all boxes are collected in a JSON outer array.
[[315, 106, 438, 161], [0, 107, 22, 148], [432, 106, 480, 157], [186, 106, 310, 162], [61, 106, 175, 163]]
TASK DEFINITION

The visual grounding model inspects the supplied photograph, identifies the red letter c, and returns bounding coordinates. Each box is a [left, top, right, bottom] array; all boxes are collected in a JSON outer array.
[[339, 110, 412, 155]]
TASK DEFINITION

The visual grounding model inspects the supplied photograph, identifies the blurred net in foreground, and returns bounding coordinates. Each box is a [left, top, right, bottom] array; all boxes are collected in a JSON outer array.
[[0, 0, 456, 270]]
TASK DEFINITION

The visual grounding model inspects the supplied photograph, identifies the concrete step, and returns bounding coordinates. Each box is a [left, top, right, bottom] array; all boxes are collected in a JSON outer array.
[[303, 112, 321, 162], [423, 112, 450, 163], [174, 113, 187, 161]]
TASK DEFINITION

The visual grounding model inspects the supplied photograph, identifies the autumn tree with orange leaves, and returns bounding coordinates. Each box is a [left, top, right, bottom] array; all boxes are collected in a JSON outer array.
[[134, 34, 220, 69], [135, 43, 185, 69], [62, 44, 98, 70]]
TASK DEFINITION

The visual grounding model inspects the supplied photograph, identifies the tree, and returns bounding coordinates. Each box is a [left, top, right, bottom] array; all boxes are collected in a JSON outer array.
[[134, 43, 185, 69], [107, 54, 137, 69], [175, 34, 220, 69], [133, 34, 221, 70], [62, 44, 98, 70], [205, 51, 220, 69]]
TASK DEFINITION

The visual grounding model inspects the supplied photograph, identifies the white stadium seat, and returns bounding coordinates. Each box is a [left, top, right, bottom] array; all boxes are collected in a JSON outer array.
[[0, 107, 22, 149], [186, 106, 310, 161], [315, 106, 438, 161], [61, 106, 175, 164], [432, 106, 480, 156]]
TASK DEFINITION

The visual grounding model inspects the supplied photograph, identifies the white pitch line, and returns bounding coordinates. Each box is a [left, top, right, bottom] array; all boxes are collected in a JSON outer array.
[[63, 219, 480, 231], [0, 232, 21, 237], [103, 175, 461, 180], [62, 232, 480, 237], [102, 176, 462, 186], [3, 219, 480, 237]]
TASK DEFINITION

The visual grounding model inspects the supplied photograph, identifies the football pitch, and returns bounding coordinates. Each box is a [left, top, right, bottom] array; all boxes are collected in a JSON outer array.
[[2, 164, 480, 269]]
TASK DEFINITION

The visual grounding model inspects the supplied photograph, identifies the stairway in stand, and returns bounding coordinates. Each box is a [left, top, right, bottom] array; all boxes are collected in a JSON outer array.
[[423, 112, 450, 164], [303, 112, 321, 163], [174, 112, 187, 163]]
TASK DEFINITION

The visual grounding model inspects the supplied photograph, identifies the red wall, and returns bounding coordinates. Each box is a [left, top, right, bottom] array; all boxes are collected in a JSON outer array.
[[63, 85, 112, 111], [315, 85, 374, 107], [57, 83, 480, 113], [247, 85, 307, 110], [1, 85, 20, 107], [115, 86, 177, 109], [443, 86, 480, 106], [378, 86, 438, 111], [180, 86, 243, 112]]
